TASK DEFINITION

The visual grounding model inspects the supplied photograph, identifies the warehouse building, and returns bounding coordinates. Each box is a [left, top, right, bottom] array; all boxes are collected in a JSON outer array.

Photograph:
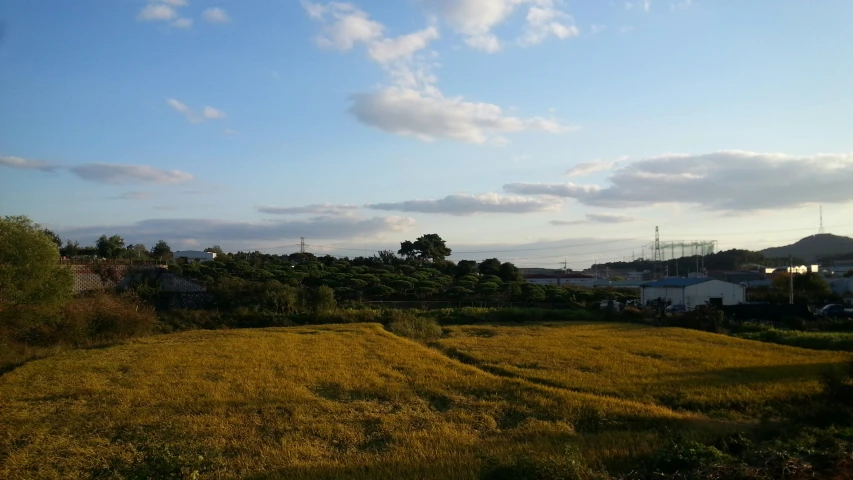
[[641, 278, 745, 309]]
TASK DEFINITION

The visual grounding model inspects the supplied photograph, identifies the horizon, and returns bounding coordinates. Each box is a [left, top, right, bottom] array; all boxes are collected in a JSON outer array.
[[3, 0, 853, 269]]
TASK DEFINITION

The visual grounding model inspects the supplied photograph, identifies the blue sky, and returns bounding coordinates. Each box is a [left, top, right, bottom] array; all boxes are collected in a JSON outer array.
[[2, 0, 853, 267]]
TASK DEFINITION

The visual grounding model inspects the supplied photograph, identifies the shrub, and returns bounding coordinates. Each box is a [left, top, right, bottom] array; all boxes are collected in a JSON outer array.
[[386, 311, 443, 341]]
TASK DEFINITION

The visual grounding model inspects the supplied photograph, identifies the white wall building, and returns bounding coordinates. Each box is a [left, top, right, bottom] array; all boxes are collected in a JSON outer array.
[[523, 273, 595, 287], [641, 278, 745, 309], [174, 250, 217, 262]]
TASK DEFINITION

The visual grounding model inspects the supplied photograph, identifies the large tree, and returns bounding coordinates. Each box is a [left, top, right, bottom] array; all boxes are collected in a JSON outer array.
[[0, 216, 73, 322], [399, 234, 452, 264], [96, 234, 126, 259], [478, 258, 502, 277], [151, 240, 173, 261]]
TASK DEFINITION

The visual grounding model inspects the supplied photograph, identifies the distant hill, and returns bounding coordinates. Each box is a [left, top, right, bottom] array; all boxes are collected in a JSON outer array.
[[759, 234, 853, 262]]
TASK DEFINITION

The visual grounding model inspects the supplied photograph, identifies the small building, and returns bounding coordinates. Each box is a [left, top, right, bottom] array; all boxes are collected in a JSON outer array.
[[174, 250, 217, 262], [641, 278, 745, 309]]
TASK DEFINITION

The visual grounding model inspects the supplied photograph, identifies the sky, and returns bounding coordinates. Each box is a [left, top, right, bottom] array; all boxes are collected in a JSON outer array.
[[2, 0, 853, 268]]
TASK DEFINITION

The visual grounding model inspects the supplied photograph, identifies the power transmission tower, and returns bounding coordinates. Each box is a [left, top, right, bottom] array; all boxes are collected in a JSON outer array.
[[653, 226, 662, 279], [819, 205, 825, 234], [300, 237, 305, 254], [560, 259, 568, 273], [789, 254, 794, 305]]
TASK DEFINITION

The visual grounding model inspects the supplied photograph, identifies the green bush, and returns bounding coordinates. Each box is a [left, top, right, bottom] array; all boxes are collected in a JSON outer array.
[[386, 312, 443, 341]]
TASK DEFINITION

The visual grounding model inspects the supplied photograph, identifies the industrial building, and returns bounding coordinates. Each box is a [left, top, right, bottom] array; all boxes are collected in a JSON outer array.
[[640, 278, 745, 309], [174, 250, 217, 262], [523, 273, 595, 287]]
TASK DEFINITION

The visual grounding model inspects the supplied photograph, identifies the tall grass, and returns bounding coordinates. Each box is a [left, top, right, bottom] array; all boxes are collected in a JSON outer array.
[[437, 323, 852, 417], [0, 323, 701, 480]]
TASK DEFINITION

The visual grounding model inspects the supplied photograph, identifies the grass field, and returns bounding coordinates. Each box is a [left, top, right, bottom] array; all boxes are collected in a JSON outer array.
[[1, 322, 850, 479], [435, 323, 851, 417]]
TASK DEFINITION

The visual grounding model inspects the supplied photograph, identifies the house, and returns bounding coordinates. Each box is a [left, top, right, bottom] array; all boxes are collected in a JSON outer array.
[[641, 278, 745, 309], [523, 273, 595, 287], [765, 265, 820, 275], [174, 250, 216, 262]]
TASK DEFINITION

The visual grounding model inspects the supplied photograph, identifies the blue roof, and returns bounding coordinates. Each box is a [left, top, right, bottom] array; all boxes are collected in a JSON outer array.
[[642, 278, 713, 288]]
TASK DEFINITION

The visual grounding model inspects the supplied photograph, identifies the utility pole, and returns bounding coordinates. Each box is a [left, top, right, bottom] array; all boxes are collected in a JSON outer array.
[[560, 259, 567, 273], [789, 254, 794, 304], [300, 237, 305, 254]]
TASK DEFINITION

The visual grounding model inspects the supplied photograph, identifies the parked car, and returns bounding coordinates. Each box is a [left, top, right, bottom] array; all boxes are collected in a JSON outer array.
[[818, 304, 853, 319], [665, 304, 687, 316]]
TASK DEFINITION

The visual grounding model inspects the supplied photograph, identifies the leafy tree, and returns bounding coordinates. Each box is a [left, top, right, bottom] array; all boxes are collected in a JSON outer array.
[[42, 229, 62, 247], [205, 245, 224, 255], [375, 250, 398, 265], [845, 270, 853, 278], [309, 285, 337, 312], [151, 240, 173, 261], [478, 258, 502, 276], [96, 234, 125, 259], [61, 239, 80, 257], [399, 234, 452, 263], [0, 216, 73, 322], [455, 260, 478, 277], [498, 262, 522, 282], [520, 283, 546, 302]]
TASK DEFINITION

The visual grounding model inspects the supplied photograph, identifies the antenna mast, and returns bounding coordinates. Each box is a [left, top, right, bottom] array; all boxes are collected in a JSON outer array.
[[819, 205, 825, 234], [300, 237, 306, 254], [653, 226, 662, 279]]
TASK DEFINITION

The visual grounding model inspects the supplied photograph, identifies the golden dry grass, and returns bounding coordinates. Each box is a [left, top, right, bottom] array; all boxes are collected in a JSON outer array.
[[1, 322, 846, 479], [437, 322, 852, 416]]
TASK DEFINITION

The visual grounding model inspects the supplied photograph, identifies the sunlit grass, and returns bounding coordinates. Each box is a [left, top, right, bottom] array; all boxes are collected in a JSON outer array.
[[1, 322, 846, 479], [437, 322, 852, 417]]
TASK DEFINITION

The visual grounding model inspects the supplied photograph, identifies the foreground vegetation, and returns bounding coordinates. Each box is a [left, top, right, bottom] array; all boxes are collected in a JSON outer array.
[[3, 322, 853, 479], [735, 329, 853, 353]]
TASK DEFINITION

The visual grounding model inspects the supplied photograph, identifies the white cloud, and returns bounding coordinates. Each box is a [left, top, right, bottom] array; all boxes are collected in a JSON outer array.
[[421, 0, 578, 52], [203, 106, 226, 119], [0, 155, 58, 172], [156, 0, 188, 6], [505, 181, 602, 197], [304, 2, 576, 144], [349, 86, 574, 144], [257, 204, 359, 215], [137, 4, 177, 21], [366, 192, 563, 216], [223, 129, 240, 135], [565, 160, 618, 177], [505, 151, 853, 211], [590, 24, 606, 34], [70, 164, 194, 185], [304, 2, 384, 51], [58, 216, 416, 248], [464, 33, 501, 53], [166, 99, 226, 123], [171, 18, 193, 29], [550, 213, 636, 225], [644, 0, 652, 12], [368, 26, 440, 63], [519, 4, 579, 46], [202, 7, 230, 24]]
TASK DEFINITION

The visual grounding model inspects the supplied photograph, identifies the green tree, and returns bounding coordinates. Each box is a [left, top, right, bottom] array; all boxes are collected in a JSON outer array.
[[399, 234, 452, 264], [478, 258, 502, 276], [151, 240, 173, 261], [845, 270, 853, 278], [455, 260, 478, 277], [205, 245, 224, 255], [309, 285, 336, 312], [42, 229, 62, 248], [498, 262, 522, 282], [61, 239, 80, 257], [96, 234, 125, 259], [0, 216, 73, 323]]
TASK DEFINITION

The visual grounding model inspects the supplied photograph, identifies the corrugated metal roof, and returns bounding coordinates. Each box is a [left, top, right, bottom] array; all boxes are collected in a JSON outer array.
[[642, 278, 713, 288]]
